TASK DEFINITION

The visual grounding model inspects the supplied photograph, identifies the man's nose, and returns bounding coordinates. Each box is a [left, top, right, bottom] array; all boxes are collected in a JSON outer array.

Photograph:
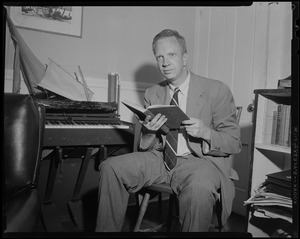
[[162, 57, 170, 66]]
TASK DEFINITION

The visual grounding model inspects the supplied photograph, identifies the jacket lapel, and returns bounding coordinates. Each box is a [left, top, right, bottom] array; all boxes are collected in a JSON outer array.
[[186, 73, 205, 119], [155, 81, 170, 105]]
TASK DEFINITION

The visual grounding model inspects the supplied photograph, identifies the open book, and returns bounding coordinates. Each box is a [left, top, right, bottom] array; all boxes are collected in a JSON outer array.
[[122, 100, 189, 133]]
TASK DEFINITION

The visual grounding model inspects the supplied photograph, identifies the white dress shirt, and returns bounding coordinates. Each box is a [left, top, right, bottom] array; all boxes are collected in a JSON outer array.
[[168, 71, 192, 156]]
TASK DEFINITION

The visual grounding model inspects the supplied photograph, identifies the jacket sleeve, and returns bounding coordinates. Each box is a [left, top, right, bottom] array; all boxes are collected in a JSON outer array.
[[138, 88, 164, 152], [203, 82, 242, 156]]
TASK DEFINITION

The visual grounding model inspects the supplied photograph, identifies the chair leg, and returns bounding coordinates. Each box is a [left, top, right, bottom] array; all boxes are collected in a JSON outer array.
[[158, 192, 162, 215], [166, 194, 176, 232], [133, 192, 151, 232], [215, 199, 223, 232]]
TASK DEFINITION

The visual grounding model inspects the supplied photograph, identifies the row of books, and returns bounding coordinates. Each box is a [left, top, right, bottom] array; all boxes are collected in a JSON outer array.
[[271, 104, 291, 147], [244, 169, 292, 223]]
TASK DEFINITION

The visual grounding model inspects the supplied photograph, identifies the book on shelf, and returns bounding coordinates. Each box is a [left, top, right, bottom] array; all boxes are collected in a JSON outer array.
[[277, 75, 291, 89], [288, 114, 291, 147], [277, 104, 286, 145], [266, 169, 291, 186], [264, 182, 291, 198], [283, 105, 291, 147], [271, 110, 278, 145], [265, 170, 291, 197], [275, 104, 282, 145], [244, 191, 292, 208], [254, 205, 292, 223], [271, 104, 291, 147], [122, 100, 189, 134]]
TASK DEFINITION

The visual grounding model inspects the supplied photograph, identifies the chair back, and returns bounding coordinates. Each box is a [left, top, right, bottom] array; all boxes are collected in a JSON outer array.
[[4, 93, 45, 199], [236, 106, 242, 123]]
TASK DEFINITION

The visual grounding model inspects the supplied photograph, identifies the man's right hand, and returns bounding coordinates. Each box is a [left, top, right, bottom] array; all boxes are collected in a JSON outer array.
[[139, 114, 168, 133]]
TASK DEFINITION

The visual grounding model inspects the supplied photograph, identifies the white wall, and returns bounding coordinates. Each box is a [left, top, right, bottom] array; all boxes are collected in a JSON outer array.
[[4, 6, 196, 85]]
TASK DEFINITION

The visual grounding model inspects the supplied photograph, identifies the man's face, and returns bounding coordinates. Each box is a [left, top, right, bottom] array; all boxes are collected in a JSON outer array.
[[153, 36, 188, 84]]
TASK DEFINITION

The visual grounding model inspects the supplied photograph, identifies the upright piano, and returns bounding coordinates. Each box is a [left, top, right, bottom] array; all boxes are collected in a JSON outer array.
[[34, 93, 136, 231]]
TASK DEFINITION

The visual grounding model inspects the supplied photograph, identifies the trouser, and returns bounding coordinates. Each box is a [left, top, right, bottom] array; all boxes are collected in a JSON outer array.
[[95, 150, 221, 232]]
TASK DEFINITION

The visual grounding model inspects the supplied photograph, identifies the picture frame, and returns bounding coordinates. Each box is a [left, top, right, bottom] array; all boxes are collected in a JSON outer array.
[[9, 6, 83, 37]]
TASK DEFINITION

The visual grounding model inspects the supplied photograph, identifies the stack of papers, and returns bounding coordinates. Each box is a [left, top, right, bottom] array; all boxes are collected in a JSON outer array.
[[244, 170, 292, 223]]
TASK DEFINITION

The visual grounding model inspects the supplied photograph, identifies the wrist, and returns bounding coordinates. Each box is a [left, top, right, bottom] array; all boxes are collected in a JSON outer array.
[[202, 127, 211, 144]]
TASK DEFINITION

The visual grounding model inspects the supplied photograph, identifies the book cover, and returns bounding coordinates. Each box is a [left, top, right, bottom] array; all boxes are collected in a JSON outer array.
[[265, 181, 291, 198], [122, 101, 189, 131], [266, 177, 291, 188], [267, 170, 291, 183]]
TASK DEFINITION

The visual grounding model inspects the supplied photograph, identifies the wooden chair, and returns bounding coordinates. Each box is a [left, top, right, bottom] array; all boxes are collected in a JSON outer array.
[[134, 106, 242, 232]]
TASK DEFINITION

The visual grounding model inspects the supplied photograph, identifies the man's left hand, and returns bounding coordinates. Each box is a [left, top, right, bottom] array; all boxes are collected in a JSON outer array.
[[182, 118, 211, 143]]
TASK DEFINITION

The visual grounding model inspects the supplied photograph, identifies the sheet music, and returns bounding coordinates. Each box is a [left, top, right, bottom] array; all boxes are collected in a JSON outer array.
[[38, 58, 94, 101]]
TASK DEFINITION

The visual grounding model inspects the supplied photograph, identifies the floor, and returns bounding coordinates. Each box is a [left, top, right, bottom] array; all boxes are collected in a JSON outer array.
[[34, 195, 249, 236]]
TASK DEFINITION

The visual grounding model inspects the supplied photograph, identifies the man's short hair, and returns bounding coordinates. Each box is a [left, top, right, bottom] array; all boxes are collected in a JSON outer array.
[[152, 29, 187, 54]]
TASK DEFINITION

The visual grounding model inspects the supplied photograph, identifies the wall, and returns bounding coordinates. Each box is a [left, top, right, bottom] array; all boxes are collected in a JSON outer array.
[[4, 6, 196, 83]]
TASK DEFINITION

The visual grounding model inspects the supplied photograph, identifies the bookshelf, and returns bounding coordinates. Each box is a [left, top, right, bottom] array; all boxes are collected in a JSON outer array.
[[246, 88, 293, 237]]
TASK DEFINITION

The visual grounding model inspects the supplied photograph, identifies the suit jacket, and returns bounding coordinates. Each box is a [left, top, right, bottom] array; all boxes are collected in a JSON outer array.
[[139, 72, 242, 225]]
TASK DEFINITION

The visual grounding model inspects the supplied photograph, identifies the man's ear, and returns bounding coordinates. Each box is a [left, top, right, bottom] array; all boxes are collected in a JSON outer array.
[[183, 52, 188, 66]]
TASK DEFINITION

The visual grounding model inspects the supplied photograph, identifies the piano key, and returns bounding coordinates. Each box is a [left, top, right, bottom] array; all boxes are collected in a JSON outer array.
[[45, 121, 130, 129]]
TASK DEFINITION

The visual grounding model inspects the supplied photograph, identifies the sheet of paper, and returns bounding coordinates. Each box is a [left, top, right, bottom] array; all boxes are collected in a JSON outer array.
[[38, 58, 94, 101]]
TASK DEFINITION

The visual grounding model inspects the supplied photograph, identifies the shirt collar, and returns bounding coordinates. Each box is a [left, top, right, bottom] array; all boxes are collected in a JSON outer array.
[[168, 70, 190, 96]]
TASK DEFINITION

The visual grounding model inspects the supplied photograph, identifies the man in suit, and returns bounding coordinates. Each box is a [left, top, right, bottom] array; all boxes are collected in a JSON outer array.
[[95, 29, 241, 232]]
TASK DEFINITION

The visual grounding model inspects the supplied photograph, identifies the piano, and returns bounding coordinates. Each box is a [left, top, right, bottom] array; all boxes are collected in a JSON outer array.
[[33, 93, 136, 231]]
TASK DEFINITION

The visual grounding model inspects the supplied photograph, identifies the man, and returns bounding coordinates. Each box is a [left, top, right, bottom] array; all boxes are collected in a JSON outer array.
[[96, 29, 241, 232]]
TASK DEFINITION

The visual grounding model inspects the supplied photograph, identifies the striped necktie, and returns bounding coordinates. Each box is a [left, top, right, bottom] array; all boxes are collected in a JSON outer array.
[[164, 88, 180, 170]]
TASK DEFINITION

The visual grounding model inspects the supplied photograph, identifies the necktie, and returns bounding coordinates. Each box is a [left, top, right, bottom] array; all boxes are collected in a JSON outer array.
[[164, 88, 180, 170]]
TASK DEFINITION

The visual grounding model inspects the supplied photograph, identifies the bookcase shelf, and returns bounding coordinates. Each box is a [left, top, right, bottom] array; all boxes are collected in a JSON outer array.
[[255, 143, 291, 154], [246, 88, 294, 237]]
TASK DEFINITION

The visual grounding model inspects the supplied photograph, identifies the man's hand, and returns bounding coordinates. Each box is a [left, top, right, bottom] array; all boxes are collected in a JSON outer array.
[[138, 113, 168, 133], [182, 118, 211, 143]]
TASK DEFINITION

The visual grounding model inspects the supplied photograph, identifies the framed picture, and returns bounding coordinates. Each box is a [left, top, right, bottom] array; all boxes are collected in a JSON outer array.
[[9, 6, 83, 37]]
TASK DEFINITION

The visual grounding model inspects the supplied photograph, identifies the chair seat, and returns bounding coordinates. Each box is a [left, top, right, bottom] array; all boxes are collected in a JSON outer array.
[[148, 183, 173, 194]]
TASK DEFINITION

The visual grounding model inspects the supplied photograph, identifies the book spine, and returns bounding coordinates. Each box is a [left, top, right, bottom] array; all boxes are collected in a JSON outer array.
[[283, 105, 291, 147], [271, 110, 278, 145], [275, 104, 283, 145], [278, 105, 287, 146], [288, 112, 292, 147]]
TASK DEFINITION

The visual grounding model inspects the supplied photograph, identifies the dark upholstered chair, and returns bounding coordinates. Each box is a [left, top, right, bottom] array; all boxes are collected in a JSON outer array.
[[134, 107, 242, 232], [2, 93, 45, 232]]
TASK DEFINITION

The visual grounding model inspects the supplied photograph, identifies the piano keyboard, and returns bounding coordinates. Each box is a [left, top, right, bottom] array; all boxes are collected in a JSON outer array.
[[43, 120, 135, 147], [45, 120, 130, 129]]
